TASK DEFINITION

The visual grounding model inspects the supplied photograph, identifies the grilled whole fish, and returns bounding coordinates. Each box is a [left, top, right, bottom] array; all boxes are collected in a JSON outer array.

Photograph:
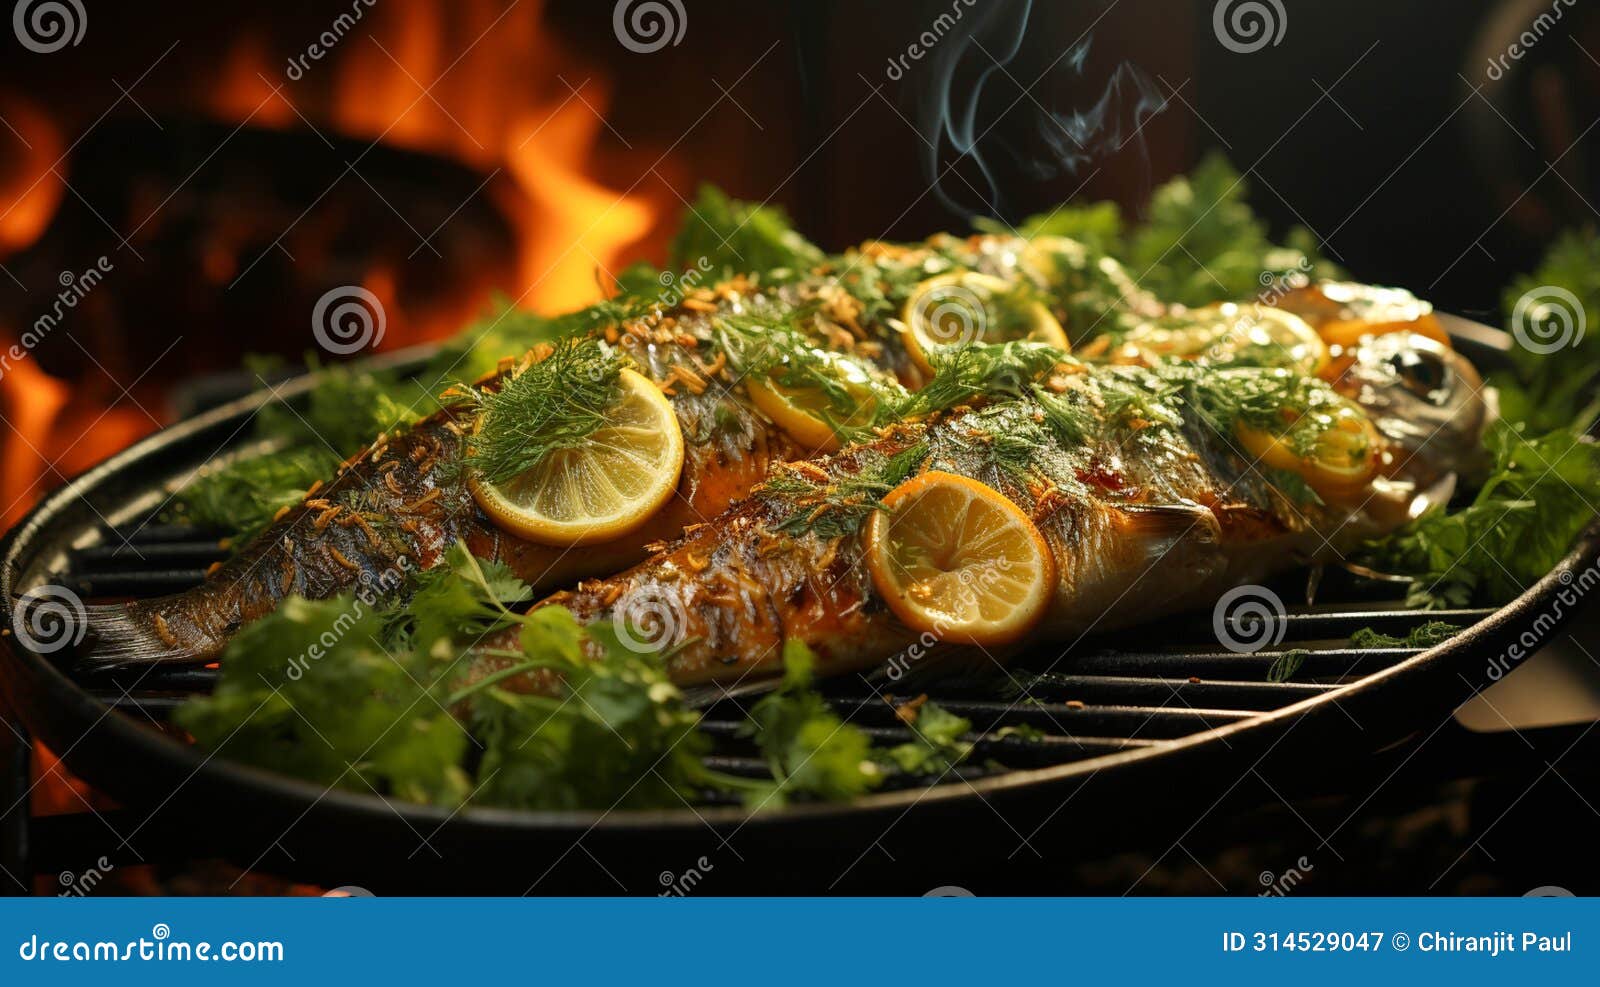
[[472, 354, 1480, 688], [79, 237, 1058, 668], [74, 232, 1451, 670]]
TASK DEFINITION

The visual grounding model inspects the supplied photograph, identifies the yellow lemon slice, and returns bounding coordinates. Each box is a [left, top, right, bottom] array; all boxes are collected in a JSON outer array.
[[1235, 398, 1381, 500], [746, 354, 885, 454], [866, 470, 1055, 647], [1125, 304, 1328, 375], [1279, 282, 1452, 350], [468, 368, 685, 545], [901, 271, 1069, 376]]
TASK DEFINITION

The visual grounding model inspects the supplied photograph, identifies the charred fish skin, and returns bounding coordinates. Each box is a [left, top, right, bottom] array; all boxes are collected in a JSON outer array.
[[505, 364, 1415, 688], [81, 330, 812, 668], [74, 234, 1062, 669]]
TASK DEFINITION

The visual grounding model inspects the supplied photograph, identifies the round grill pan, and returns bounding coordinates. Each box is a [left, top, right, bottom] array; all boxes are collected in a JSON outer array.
[[1, 317, 1595, 893]]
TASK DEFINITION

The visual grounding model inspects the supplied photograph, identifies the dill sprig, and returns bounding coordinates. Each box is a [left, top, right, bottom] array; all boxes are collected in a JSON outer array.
[[762, 441, 929, 539], [895, 341, 1071, 419], [461, 338, 625, 485], [716, 312, 905, 444], [1170, 364, 1356, 461]]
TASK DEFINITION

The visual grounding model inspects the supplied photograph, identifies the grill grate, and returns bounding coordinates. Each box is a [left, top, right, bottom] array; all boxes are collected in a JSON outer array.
[[61, 512, 1475, 797]]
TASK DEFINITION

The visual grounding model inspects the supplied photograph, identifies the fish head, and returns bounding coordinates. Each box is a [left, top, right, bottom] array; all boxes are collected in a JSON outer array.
[[1328, 332, 1493, 528], [1333, 332, 1491, 481]]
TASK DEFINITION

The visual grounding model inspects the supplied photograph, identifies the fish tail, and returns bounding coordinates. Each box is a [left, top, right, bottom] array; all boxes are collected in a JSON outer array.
[[74, 598, 219, 669]]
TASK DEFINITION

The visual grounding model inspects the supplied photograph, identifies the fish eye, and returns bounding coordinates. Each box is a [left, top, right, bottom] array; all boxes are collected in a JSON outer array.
[[1383, 348, 1452, 403]]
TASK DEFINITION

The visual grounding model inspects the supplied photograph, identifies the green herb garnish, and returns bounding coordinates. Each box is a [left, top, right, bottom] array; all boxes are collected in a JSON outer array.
[[669, 184, 825, 280], [739, 640, 882, 806], [458, 337, 624, 486], [1266, 649, 1309, 683], [1350, 621, 1462, 649], [762, 441, 929, 538]]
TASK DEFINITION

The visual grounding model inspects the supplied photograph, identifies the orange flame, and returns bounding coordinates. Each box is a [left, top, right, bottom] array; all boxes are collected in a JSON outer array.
[[1, 0, 665, 530]]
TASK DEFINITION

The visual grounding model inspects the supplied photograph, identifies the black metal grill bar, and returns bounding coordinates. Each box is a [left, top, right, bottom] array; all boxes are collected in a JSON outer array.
[[68, 570, 214, 597], [1068, 648, 1421, 679], [58, 513, 1459, 793], [71, 541, 227, 568]]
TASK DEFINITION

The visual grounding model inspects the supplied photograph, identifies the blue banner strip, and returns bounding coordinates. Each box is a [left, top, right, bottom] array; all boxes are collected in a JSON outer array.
[[0, 897, 1591, 984]]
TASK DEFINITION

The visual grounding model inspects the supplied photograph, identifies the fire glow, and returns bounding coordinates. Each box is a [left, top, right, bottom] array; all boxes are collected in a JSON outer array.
[[0, 0, 665, 530]]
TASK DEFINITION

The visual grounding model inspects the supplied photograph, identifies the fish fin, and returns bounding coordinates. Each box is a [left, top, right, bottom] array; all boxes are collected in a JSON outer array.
[[1111, 501, 1221, 559]]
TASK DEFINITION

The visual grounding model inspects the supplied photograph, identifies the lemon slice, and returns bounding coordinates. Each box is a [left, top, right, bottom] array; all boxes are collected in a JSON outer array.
[[1280, 282, 1452, 350], [746, 353, 885, 454], [468, 368, 685, 546], [1235, 398, 1381, 500], [901, 272, 1069, 376], [866, 471, 1055, 647], [1125, 304, 1328, 375]]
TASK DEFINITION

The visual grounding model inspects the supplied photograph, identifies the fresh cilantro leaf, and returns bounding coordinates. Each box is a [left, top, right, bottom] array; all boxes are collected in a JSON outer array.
[[668, 184, 825, 280], [740, 640, 882, 806], [1358, 422, 1600, 607], [1265, 649, 1309, 683], [880, 701, 974, 775], [1349, 621, 1461, 649], [174, 595, 470, 807], [1128, 152, 1339, 306]]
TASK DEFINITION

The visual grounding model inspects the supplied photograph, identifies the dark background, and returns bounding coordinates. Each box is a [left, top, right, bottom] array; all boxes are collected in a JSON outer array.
[[1, 0, 1598, 895], [5, 0, 1598, 364]]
